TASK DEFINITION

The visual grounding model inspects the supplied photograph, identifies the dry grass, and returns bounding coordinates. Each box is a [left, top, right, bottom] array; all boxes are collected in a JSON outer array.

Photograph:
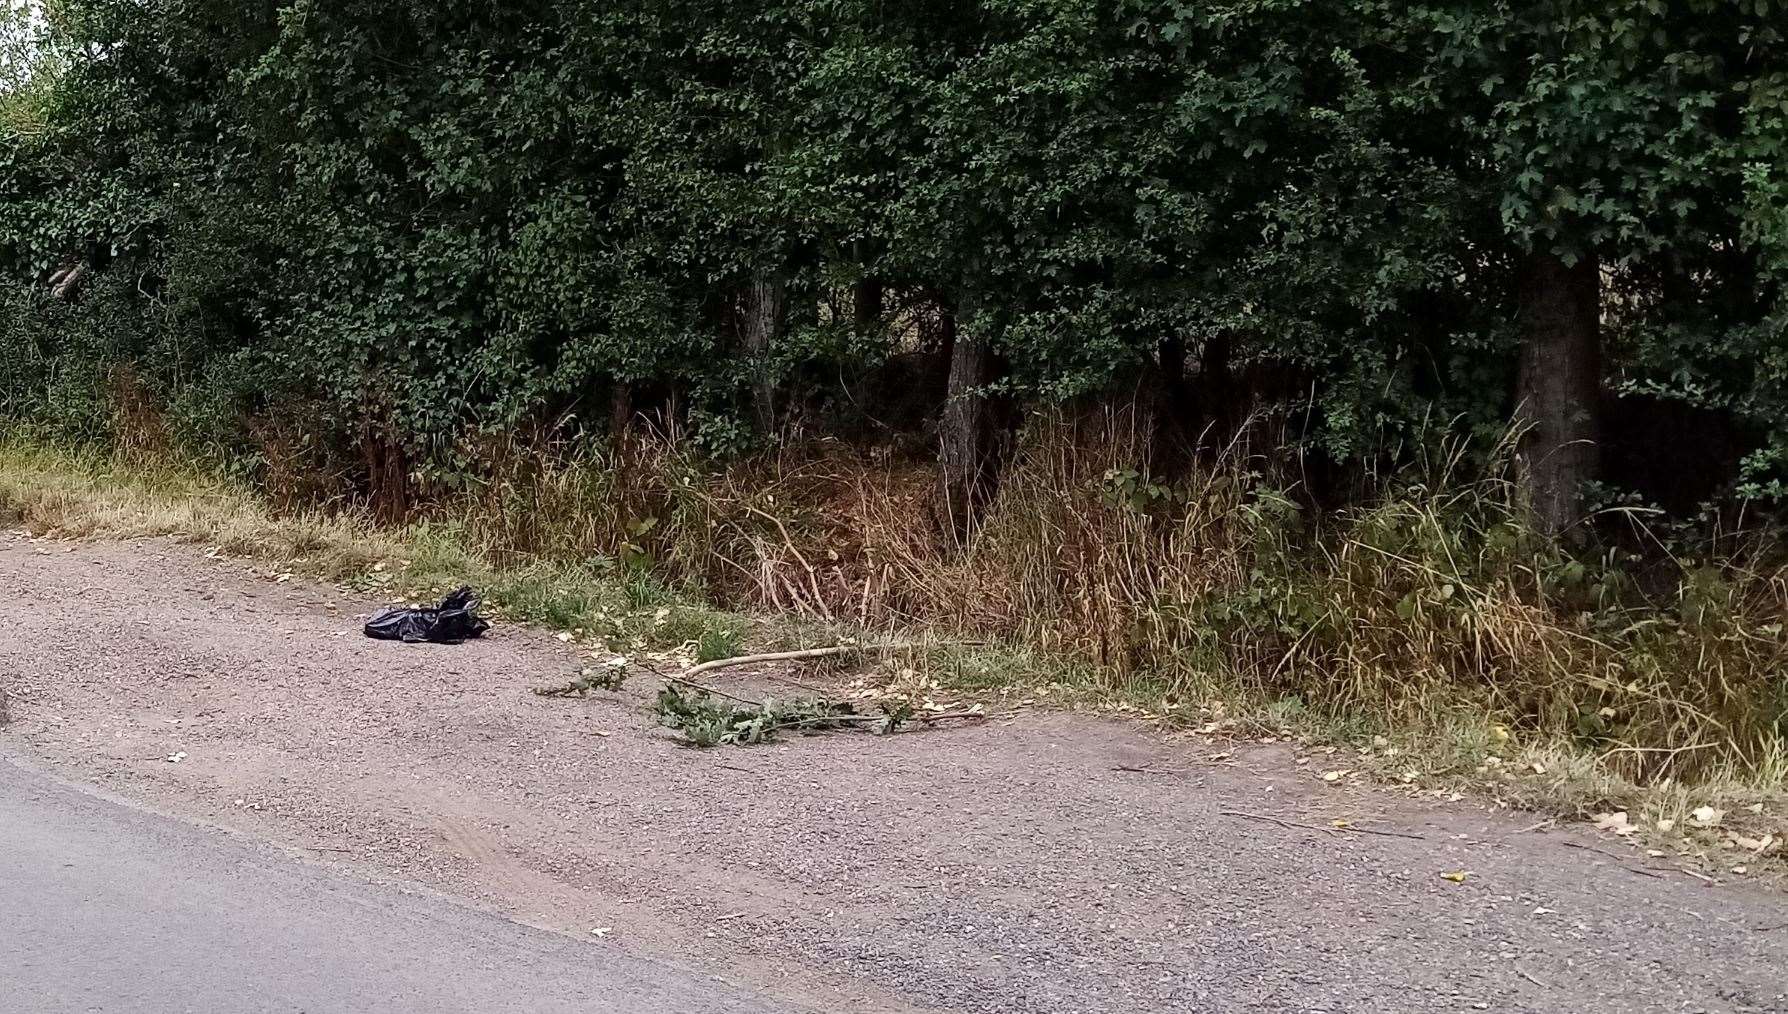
[[392, 415, 1788, 793], [4, 414, 1785, 848], [0, 440, 401, 579]]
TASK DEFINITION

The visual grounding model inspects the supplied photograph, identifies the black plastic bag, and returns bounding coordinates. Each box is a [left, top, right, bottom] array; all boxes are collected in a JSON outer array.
[[364, 586, 492, 644]]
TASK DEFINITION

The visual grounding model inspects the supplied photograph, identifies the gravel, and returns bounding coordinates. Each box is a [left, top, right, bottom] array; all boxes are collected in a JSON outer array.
[[3, 532, 1785, 1013]]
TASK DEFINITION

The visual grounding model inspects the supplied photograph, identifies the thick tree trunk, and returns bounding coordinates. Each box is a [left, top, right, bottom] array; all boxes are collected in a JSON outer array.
[[938, 300, 997, 546], [741, 272, 785, 433], [1516, 250, 1602, 539], [852, 277, 885, 332]]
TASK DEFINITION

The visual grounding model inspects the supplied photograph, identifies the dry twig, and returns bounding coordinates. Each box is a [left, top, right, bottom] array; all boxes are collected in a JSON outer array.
[[1220, 810, 1427, 841]]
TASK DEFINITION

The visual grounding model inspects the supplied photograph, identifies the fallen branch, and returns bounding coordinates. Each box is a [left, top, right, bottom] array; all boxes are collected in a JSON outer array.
[[681, 646, 862, 681], [655, 679, 986, 748], [678, 639, 959, 681], [1220, 810, 1427, 841], [1556, 839, 1639, 862], [1556, 840, 1667, 879], [1114, 764, 1192, 776], [666, 675, 762, 706]]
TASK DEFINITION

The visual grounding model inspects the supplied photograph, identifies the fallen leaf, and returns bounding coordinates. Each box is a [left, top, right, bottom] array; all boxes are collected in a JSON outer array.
[[1321, 769, 1351, 783], [1440, 870, 1470, 883], [1592, 811, 1636, 837]]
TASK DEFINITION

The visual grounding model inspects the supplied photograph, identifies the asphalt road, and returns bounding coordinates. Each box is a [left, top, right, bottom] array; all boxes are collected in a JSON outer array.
[[0, 757, 798, 1014]]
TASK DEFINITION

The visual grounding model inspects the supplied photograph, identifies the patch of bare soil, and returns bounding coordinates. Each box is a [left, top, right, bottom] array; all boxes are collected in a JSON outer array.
[[2, 533, 1785, 1013]]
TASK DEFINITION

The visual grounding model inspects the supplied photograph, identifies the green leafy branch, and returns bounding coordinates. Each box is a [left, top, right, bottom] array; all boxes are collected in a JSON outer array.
[[654, 680, 980, 748]]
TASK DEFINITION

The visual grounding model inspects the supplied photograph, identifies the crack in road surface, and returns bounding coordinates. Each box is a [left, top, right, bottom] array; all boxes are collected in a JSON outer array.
[[2, 533, 1785, 1013]]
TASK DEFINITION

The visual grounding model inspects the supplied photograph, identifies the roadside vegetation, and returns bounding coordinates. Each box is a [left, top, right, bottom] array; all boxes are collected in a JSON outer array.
[[5, 431, 1784, 866], [2, 2, 1786, 862]]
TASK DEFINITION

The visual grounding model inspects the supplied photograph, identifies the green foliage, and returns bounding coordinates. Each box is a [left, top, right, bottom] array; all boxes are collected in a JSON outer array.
[[654, 684, 884, 747], [695, 621, 746, 664], [2, 0, 1787, 503]]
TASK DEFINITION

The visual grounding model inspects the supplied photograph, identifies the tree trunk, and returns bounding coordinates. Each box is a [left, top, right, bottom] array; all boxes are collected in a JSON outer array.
[[932, 296, 958, 399], [1516, 250, 1602, 539], [1160, 335, 1187, 396], [1152, 336, 1191, 475], [1194, 332, 1236, 451], [938, 300, 997, 546], [852, 277, 885, 332], [609, 381, 633, 453], [741, 272, 785, 433]]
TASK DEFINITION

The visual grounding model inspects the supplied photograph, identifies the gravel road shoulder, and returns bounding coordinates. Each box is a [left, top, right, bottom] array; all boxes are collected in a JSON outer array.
[[2, 533, 1784, 1013]]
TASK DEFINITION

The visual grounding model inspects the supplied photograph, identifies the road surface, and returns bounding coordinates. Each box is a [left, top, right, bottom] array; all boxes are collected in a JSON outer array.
[[4, 533, 1788, 1013], [0, 757, 795, 1014]]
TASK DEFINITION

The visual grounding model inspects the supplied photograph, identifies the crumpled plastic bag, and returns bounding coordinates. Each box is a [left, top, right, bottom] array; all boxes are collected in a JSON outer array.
[[364, 586, 491, 644]]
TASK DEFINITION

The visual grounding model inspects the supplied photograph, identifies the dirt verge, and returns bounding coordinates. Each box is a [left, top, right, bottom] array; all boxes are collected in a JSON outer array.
[[3, 533, 1785, 1013]]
